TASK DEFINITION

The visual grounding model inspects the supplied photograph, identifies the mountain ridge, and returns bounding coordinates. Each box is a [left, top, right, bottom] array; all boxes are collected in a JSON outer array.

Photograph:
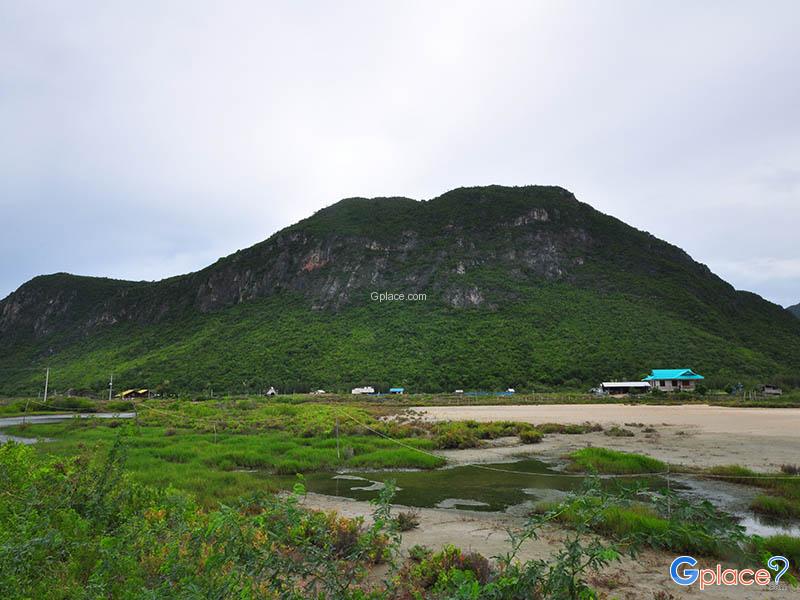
[[2, 185, 799, 395]]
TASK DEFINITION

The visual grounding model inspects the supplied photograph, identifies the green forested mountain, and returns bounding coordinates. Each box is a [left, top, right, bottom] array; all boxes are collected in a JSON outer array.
[[2, 185, 799, 395]]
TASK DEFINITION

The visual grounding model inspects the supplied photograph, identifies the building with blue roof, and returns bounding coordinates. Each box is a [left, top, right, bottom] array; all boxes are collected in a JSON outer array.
[[643, 369, 704, 392], [389, 387, 405, 394]]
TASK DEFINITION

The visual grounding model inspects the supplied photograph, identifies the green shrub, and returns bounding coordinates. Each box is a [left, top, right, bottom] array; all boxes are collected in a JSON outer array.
[[568, 448, 666, 474], [519, 429, 543, 444], [604, 426, 635, 437]]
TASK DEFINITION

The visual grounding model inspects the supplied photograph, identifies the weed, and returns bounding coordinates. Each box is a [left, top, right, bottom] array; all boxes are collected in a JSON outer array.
[[604, 426, 635, 437], [395, 510, 421, 531]]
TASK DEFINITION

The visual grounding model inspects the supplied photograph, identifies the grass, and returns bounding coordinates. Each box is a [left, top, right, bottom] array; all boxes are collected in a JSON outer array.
[[537, 500, 740, 558], [751, 495, 800, 519], [567, 448, 666, 475], [3, 401, 446, 506], [762, 535, 800, 572], [705, 464, 800, 520]]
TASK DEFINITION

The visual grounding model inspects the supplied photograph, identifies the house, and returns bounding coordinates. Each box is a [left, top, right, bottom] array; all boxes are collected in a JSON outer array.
[[600, 381, 652, 396], [758, 384, 783, 396], [266, 386, 277, 396], [389, 387, 405, 394], [351, 386, 375, 395], [643, 369, 704, 392]]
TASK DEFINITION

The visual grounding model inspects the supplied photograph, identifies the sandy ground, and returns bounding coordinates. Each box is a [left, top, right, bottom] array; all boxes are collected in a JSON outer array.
[[412, 404, 800, 472], [300, 403, 800, 596], [303, 492, 795, 599]]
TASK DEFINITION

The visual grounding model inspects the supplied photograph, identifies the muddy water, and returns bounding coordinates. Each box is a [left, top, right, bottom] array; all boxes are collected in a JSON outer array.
[[272, 459, 800, 537]]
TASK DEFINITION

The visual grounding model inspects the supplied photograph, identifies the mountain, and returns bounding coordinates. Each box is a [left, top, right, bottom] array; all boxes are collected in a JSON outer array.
[[2, 185, 799, 395], [789, 303, 800, 318]]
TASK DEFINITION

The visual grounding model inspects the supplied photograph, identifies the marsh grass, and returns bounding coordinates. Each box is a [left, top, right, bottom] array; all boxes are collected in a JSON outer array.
[[4, 418, 442, 506], [567, 448, 666, 475], [762, 535, 800, 572], [706, 464, 800, 520]]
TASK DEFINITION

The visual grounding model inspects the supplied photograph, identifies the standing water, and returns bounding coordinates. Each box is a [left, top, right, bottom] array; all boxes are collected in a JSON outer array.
[[271, 458, 800, 537]]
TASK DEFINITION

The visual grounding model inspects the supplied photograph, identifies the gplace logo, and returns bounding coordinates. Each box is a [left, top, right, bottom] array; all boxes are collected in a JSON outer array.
[[670, 555, 790, 590]]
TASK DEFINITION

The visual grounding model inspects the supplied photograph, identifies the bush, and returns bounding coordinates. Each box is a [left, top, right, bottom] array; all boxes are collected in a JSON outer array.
[[396, 510, 421, 531], [538, 422, 603, 434], [519, 429, 543, 444], [604, 426, 635, 438]]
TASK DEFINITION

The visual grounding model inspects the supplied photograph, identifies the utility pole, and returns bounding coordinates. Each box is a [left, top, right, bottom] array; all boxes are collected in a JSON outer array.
[[108, 373, 113, 402], [43, 367, 50, 404], [336, 416, 340, 460]]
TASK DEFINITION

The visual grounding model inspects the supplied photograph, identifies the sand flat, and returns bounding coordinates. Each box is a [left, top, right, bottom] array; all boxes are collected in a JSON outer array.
[[412, 403, 800, 472]]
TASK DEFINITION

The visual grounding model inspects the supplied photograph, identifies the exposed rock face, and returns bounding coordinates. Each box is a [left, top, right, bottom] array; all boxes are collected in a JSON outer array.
[[0, 184, 779, 346], [4, 185, 800, 394], [789, 303, 800, 318], [1, 189, 588, 341], [513, 207, 549, 225]]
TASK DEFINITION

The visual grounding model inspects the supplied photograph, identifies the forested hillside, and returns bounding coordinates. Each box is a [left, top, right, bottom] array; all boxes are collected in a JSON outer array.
[[2, 186, 799, 395]]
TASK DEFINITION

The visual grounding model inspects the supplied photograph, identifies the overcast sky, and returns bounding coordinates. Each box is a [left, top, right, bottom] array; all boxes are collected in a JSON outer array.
[[2, 1, 799, 306]]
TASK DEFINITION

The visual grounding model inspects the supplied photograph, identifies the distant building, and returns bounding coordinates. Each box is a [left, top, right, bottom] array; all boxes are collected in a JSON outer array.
[[643, 369, 704, 392], [118, 389, 150, 399], [389, 387, 405, 394], [266, 386, 277, 396], [351, 386, 375, 395], [600, 381, 652, 396], [758, 384, 783, 396]]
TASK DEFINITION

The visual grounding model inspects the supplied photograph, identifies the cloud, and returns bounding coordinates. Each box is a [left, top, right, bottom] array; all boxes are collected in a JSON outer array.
[[1, 1, 798, 308]]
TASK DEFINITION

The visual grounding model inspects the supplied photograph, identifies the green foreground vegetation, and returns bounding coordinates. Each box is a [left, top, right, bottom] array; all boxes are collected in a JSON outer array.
[[5, 439, 797, 600], [2, 398, 560, 505], [4, 395, 800, 596]]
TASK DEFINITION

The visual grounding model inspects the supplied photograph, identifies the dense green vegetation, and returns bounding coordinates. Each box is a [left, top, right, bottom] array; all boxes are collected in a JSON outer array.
[[535, 481, 797, 571], [2, 398, 564, 505], [3, 186, 800, 395], [14, 437, 782, 599], [566, 448, 667, 475], [789, 302, 800, 318], [0, 440, 642, 599]]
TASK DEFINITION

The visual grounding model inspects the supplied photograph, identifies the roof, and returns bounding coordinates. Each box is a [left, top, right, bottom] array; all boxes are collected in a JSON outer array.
[[601, 381, 651, 388], [643, 369, 704, 381], [389, 387, 405, 392]]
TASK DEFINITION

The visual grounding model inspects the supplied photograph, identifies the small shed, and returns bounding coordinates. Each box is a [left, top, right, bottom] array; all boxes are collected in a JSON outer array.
[[389, 387, 405, 394], [266, 386, 277, 396], [600, 382, 651, 396], [758, 384, 783, 396], [351, 386, 375, 395]]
